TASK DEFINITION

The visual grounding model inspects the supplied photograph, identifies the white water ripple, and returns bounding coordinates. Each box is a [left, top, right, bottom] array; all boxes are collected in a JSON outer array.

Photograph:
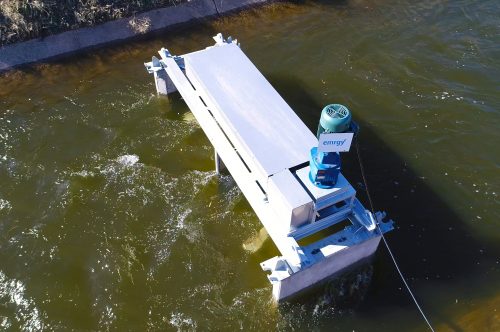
[[116, 154, 139, 167], [0, 198, 12, 212], [0, 271, 45, 331], [169, 311, 197, 331]]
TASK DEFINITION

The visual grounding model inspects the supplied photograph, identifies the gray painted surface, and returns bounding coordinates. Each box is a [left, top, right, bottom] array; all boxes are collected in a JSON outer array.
[[276, 235, 382, 301], [0, 0, 270, 73]]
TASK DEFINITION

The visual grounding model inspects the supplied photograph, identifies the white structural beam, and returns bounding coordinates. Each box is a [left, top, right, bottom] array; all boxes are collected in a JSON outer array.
[[161, 56, 304, 269]]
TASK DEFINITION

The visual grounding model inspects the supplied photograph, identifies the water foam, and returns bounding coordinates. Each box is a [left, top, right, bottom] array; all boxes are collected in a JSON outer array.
[[169, 312, 197, 331], [116, 154, 139, 167], [0, 271, 45, 331], [0, 198, 12, 212]]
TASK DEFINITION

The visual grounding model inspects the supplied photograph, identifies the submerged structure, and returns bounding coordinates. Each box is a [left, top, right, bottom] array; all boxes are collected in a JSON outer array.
[[145, 34, 394, 302]]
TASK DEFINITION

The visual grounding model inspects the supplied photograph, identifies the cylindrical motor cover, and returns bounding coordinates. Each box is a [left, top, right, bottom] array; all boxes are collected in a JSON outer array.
[[317, 104, 352, 138]]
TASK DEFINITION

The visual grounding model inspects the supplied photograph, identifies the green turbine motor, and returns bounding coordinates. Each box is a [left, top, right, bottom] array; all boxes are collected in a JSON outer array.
[[309, 104, 356, 188], [317, 104, 352, 137]]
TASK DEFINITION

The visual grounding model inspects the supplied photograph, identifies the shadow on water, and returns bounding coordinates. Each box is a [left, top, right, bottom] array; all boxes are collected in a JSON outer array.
[[266, 75, 500, 323]]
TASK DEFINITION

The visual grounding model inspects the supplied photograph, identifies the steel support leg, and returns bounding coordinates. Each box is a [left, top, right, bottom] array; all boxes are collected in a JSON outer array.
[[154, 69, 177, 95]]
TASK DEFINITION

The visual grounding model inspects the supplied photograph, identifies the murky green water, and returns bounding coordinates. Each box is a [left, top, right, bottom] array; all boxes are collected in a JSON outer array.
[[1, 0, 499, 330]]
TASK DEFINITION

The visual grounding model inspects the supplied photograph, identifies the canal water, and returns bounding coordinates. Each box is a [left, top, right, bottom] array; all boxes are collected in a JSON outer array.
[[0, 0, 498, 330]]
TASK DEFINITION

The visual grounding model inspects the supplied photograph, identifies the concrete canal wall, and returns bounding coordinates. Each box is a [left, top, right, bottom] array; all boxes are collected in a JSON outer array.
[[0, 0, 271, 73]]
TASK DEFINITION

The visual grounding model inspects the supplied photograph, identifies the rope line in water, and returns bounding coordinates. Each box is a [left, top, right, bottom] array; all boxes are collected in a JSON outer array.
[[211, 0, 221, 16], [354, 139, 435, 332]]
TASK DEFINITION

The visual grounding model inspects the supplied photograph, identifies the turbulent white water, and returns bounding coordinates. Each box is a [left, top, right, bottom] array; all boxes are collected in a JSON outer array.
[[0, 271, 45, 331], [116, 154, 140, 167]]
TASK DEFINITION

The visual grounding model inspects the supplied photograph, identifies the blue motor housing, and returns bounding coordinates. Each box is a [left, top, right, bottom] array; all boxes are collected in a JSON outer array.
[[309, 147, 341, 189]]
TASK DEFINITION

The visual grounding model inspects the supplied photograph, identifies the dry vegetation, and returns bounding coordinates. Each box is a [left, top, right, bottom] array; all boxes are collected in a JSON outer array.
[[128, 15, 151, 34], [0, 0, 184, 46]]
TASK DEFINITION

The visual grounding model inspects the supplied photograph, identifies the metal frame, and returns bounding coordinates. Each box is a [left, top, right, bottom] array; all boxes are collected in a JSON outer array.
[[145, 34, 394, 302]]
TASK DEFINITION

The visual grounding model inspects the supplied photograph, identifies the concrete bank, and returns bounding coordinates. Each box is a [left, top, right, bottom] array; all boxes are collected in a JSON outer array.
[[0, 0, 271, 73]]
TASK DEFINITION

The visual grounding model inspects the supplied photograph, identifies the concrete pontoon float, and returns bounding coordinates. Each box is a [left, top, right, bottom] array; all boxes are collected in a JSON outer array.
[[145, 34, 394, 302]]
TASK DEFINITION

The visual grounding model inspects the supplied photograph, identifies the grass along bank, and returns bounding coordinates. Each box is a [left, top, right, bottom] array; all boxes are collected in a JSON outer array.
[[0, 0, 185, 46]]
